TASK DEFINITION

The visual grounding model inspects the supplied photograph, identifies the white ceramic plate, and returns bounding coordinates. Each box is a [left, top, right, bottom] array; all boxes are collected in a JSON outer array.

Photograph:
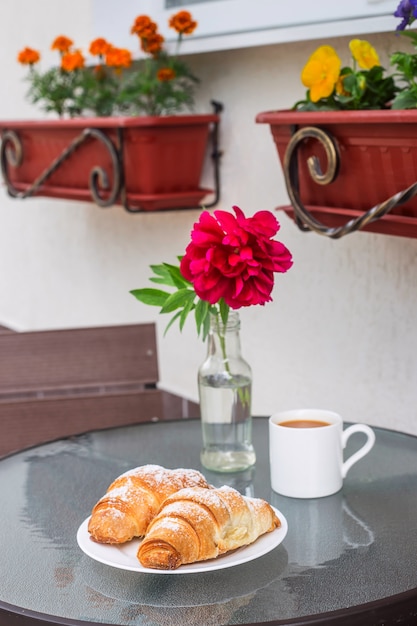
[[76, 507, 287, 574]]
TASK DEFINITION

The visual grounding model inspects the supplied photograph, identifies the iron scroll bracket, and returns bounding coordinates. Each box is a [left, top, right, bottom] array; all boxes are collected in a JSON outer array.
[[0, 127, 122, 208], [283, 125, 417, 239], [0, 101, 223, 214]]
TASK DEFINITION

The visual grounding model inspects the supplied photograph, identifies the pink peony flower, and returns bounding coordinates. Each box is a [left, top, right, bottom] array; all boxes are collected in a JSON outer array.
[[180, 206, 293, 309]]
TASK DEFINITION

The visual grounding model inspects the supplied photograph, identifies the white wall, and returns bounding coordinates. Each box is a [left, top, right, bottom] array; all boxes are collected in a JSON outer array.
[[0, 2, 416, 435]]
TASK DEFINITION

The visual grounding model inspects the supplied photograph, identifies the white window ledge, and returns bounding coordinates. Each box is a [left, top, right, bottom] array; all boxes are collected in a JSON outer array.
[[93, 0, 399, 56]]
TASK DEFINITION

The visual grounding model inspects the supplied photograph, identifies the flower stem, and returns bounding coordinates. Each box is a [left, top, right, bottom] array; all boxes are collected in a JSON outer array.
[[215, 314, 231, 375]]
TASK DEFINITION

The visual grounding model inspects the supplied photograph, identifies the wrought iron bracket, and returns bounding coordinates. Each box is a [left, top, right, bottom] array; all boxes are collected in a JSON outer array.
[[283, 125, 417, 239], [1, 127, 122, 208], [0, 101, 223, 214]]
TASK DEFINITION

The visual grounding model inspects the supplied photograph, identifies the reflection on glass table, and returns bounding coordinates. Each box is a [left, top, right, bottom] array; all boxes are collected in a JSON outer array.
[[0, 417, 417, 626]]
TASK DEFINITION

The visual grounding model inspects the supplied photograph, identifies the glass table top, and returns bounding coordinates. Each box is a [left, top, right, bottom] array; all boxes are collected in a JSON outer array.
[[1, 417, 417, 626]]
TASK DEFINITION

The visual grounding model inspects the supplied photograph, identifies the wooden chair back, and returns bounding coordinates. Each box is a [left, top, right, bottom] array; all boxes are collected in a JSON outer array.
[[0, 323, 198, 457]]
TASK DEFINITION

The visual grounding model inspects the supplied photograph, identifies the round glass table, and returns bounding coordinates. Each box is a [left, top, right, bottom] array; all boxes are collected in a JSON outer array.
[[1, 417, 417, 626]]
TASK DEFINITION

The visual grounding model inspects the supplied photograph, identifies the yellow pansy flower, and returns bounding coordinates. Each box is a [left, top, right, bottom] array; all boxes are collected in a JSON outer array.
[[349, 39, 380, 70], [301, 45, 342, 102]]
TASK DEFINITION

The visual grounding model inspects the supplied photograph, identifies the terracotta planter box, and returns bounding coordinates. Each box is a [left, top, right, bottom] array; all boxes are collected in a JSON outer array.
[[0, 114, 219, 211], [256, 109, 417, 238]]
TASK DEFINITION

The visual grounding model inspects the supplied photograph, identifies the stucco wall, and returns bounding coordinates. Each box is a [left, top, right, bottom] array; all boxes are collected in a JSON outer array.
[[0, 2, 416, 435]]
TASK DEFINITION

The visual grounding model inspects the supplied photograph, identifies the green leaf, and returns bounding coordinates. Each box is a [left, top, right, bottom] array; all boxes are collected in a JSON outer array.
[[149, 264, 177, 287], [201, 312, 212, 341], [160, 288, 195, 313], [195, 298, 210, 336], [149, 263, 170, 276], [150, 276, 174, 285], [219, 299, 230, 326], [129, 288, 170, 307], [179, 297, 196, 331], [400, 30, 417, 48], [163, 310, 182, 336], [391, 89, 417, 109], [163, 263, 192, 289]]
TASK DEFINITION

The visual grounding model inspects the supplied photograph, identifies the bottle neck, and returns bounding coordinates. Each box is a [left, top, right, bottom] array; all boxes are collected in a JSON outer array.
[[208, 311, 241, 358]]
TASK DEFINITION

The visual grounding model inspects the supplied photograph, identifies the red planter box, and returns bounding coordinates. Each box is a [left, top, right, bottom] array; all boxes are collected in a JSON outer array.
[[256, 109, 417, 238], [0, 114, 219, 211]]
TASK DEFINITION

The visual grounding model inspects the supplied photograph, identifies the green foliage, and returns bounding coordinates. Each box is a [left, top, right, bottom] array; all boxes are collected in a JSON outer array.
[[390, 31, 417, 109], [26, 66, 85, 117], [74, 68, 121, 117], [130, 260, 228, 340], [338, 66, 397, 110], [117, 55, 199, 116], [24, 57, 198, 118]]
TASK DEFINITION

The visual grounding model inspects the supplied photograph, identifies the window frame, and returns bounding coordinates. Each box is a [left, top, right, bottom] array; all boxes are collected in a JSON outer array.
[[92, 0, 398, 56]]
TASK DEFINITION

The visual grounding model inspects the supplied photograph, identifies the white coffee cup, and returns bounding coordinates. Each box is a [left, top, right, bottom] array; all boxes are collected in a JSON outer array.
[[269, 409, 375, 498]]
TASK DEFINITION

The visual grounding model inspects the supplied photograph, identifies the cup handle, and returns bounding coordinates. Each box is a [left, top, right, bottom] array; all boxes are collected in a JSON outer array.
[[341, 424, 375, 478]]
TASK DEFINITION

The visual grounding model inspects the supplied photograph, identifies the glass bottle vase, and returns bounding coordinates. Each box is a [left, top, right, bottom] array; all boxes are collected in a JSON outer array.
[[198, 311, 256, 472]]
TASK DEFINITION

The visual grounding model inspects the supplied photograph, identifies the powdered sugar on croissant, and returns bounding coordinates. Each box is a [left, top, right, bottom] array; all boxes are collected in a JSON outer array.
[[137, 485, 281, 569], [88, 465, 211, 544]]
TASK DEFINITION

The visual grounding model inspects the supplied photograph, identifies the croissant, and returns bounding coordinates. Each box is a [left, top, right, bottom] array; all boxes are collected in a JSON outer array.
[[137, 485, 280, 569], [88, 464, 211, 544]]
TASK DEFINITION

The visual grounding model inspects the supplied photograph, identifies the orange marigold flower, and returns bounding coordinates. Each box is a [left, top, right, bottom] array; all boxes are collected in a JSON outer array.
[[157, 67, 176, 82], [301, 45, 341, 102], [141, 33, 164, 56], [131, 15, 157, 37], [89, 37, 111, 57], [105, 46, 132, 69], [51, 35, 73, 53], [349, 39, 380, 70], [138, 24, 159, 40], [169, 10, 197, 35], [61, 50, 85, 72], [17, 47, 40, 65]]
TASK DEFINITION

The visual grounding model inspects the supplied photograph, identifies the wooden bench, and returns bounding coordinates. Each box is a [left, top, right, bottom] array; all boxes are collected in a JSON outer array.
[[0, 323, 199, 457]]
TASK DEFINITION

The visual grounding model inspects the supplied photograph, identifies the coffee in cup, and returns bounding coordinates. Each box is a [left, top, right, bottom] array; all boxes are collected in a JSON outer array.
[[269, 409, 375, 498]]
